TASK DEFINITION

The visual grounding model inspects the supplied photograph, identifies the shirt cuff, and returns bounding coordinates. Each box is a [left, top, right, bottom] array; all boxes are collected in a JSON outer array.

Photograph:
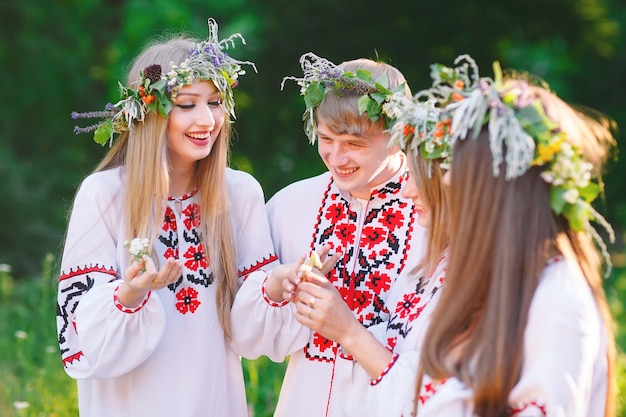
[[262, 275, 290, 307], [113, 284, 151, 313], [370, 353, 399, 386]]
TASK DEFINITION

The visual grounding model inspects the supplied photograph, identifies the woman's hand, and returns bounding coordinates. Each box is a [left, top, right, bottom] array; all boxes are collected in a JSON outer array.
[[264, 244, 341, 303], [117, 255, 182, 308]]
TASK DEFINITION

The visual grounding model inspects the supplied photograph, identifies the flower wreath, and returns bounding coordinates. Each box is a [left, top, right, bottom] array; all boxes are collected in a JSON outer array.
[[384, 92, 452, 169], [421, 54, 614, 274], [281, 52, 408, 144], [72, 18, 256, 146]]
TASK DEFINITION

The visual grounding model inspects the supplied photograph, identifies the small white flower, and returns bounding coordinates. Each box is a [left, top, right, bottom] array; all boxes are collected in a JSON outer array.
[[125, 238, 150, 261], [0, 263, 11, 273], [13, 401, 29, 410], [15, 330, 27, 339], [563, 188, 579, 204], [540, 171, 555, 183]]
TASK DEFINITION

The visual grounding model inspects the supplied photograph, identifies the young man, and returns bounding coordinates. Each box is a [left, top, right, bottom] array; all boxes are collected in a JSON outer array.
[[231, 53, 427, 417]]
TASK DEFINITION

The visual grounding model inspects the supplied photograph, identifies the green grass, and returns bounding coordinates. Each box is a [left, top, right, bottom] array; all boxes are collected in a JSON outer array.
[[0, 254, 624, 416], [0, 255, 286, 417]]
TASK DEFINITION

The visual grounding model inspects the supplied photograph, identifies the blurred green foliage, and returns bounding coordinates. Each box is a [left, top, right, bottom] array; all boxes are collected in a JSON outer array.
[[1, 0, 625, 276]]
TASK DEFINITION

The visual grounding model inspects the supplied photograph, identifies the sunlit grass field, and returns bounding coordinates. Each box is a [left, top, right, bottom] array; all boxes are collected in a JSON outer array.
[[0, 254, 624, 416]]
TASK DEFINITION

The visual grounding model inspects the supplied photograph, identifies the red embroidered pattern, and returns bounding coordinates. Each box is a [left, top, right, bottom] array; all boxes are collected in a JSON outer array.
[[113, 284, 151, 313], [156, 195, 209, 316], [62, 351, 84, 367], [370, 353, 399, 386], [240, 253, 279, 278], [418, 378, 445, 405], [509, 401, 547, 416], [304, 176, 416, 362], [182, 203, 201, 230], [262, 276, 289, 307], [59, 264, 117, 281], [183, 243, 208, 271], [163, 207, 178, 232], [175, 287, 201, 314], [384, 255, 446, 351], [57, 263, 118, 366]]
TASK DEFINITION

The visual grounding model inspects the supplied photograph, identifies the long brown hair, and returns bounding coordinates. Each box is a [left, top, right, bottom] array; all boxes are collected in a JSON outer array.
[[419, 127, 616, 416], [96, 36, 239, 338]]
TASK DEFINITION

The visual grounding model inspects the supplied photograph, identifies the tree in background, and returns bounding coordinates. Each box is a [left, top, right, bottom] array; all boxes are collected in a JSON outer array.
[[1, 0, 624, 276]]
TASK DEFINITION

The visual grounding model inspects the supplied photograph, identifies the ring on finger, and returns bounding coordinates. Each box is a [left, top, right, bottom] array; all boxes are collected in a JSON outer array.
[[306, 307, 313, 318], [308, 297, 316, 308]]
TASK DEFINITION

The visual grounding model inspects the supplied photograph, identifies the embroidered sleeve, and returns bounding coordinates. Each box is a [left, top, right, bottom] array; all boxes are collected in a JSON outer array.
[[56, 172, 166, 379]]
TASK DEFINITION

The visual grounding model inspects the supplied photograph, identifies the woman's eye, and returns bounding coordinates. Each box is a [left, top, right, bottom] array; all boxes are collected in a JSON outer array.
[[208, 99, 222, 107], [176, 104, 195, 110]]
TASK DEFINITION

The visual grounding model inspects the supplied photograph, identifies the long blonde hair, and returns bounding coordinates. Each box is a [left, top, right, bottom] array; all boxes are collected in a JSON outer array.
[[96, 36, 239, 338], [407, 149, 449, 276], [418, 87, 616, 417]]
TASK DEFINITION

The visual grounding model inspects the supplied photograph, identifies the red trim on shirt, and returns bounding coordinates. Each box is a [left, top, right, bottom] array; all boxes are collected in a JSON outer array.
[[62, 351, 84, 367], [113, 284, 151, 313], [370, 352, 399, 386], [262, 276, 289, 307], [240, 253, 279, 278], [59, 264, 117, 281]]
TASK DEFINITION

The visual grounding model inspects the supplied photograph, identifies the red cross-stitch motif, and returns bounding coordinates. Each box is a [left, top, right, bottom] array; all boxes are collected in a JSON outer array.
[[304, 177, 416, 362]]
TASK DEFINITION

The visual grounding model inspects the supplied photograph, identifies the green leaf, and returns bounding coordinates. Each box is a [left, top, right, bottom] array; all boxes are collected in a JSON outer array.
[[151, 79, 167, 93], [421, 142, 443, 159], [93, 121, 113, 146], [550, 186, 567, 214], [374, 73, 390, 90], [579, 182, 600, 202], [158, 98, 171, 117], [304, 82, 325, 108], [370, 92, 387, 105], [366, 100, 382, 122], [357, 95, 371, 116], [562, 201, 588, 232], [355, 69, 373, 84]]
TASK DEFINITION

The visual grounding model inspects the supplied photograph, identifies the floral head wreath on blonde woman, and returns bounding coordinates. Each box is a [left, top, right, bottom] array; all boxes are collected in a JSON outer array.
[[71, 18, 256, 146], [281, 52, 408, 144], [422, 54, 614, 275], [384, 92, 452, 170]]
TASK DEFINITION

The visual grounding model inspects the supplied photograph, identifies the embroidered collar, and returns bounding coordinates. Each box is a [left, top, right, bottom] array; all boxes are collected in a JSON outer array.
[[168, 189, 198, 201]]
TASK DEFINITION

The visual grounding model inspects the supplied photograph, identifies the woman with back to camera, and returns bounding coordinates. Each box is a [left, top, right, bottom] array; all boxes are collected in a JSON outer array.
[[414, 55, 617, 417]]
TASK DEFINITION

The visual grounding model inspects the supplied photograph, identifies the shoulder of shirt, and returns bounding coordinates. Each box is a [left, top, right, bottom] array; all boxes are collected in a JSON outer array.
[[78, 167, 124, 196], [267, 171, 331, 204], [226, 167, 262, 190], [532, 258, 594, 313]]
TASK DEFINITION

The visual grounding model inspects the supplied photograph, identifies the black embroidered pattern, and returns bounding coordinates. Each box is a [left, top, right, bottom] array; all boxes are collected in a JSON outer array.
[[304, 176, 417, 362]]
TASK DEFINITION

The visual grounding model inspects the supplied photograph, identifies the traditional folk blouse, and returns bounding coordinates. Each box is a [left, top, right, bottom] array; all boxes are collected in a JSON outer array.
[[339, 253, 447, 417], [231, 170, 428, 417], [417, 258, 609, 417], [57, 166, 278, 417]]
